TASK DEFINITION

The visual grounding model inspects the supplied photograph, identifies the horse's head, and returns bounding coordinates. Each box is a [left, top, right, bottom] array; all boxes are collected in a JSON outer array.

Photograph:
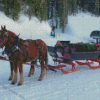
[[0, 25, 19, 49], [0, 25, 9, 48]]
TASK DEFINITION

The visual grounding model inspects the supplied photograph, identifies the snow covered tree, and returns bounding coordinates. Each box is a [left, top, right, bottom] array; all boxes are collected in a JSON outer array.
[[22, 0, 47, 21], [94, 0, 99, 16], [77, 0, 100, 16], [57, 0, 68, 33], [1, 0, 21, 20], [10, 0, 21, 20], [68, 0, 77, 15], [0, 0, 100, 33]]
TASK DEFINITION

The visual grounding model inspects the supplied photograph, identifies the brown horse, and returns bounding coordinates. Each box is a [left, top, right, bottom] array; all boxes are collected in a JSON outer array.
[[0, 25, 48, 85]]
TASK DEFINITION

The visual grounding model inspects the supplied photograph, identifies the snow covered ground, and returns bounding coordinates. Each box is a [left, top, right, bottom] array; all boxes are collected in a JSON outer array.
[[0, 11, 100, 100]]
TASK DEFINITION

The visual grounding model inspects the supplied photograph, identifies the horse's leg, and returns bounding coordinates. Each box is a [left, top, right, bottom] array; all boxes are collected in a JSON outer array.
[[18, 62, 24, 85], [28, 61, 35, 77], [11, 62, 17, 84], [38, 59, 45, 81], [8, 62, 13, 80], [28, 65, 33, 77]]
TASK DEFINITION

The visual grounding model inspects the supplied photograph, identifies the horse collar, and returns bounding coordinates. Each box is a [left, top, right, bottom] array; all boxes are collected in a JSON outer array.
[[2, 35, 19, 56]]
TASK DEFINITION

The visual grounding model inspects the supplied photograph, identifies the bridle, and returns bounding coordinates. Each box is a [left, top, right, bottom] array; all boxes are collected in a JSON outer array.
[[2, 33, 20, 57]]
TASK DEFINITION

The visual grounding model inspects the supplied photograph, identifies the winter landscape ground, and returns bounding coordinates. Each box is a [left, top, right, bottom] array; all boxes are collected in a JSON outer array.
[[0, 11, 100, 100]]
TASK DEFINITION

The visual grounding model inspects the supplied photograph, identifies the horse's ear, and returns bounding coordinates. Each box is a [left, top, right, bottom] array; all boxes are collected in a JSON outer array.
[[1, 25, 4, 30], [4, 25, 6, 31]]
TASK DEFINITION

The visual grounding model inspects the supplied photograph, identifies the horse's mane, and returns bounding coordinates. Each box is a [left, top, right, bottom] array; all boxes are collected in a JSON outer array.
[[8, 30, 17, 37], [8, 30, 24, 41]]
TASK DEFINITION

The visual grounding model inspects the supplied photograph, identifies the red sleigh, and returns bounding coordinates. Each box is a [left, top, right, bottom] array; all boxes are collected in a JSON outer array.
[[48, 30, 100, 73]]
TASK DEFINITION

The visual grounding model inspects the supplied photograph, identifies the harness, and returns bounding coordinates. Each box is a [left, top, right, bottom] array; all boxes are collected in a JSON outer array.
[[2, 35, 44, 63], [36, 40, 44, 60]]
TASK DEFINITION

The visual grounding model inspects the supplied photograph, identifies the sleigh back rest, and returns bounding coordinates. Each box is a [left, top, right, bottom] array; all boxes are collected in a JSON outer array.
[[48, 46, 57, 58], [55, 41, 70, 47], [48, 46, 64, 58], [56, 51, 63, 58]]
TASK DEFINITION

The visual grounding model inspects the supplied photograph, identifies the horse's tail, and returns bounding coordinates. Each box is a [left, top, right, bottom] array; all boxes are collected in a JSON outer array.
[[45, 48, 48, 74]]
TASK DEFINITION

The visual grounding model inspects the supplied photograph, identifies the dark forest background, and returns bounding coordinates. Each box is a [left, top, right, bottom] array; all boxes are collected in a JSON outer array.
[[0, 0, 100, 32]]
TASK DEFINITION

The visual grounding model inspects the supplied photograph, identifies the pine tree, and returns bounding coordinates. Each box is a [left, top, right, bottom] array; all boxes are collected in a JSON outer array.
[[57, 0, 68, 33], [24, 0, 47, 21], [1, 0, 21, 20], [11, 0, 21, 20], [77, 0, 100, 16], [94, 0, 99, 16], [0, 0, 3, 11], [1, 0, 100, 32], [39, 0, 47, 21], [2, 0, 10, 16]]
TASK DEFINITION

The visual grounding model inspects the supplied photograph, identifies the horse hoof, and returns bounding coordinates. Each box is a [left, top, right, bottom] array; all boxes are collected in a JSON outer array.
[[28, 74, 31, 77], [32, 72, 34, 75], [38, 78, 42, 81], [8, 78, 12, 81], [18, 83, 23, 86], [11, 81, 16, 85]]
